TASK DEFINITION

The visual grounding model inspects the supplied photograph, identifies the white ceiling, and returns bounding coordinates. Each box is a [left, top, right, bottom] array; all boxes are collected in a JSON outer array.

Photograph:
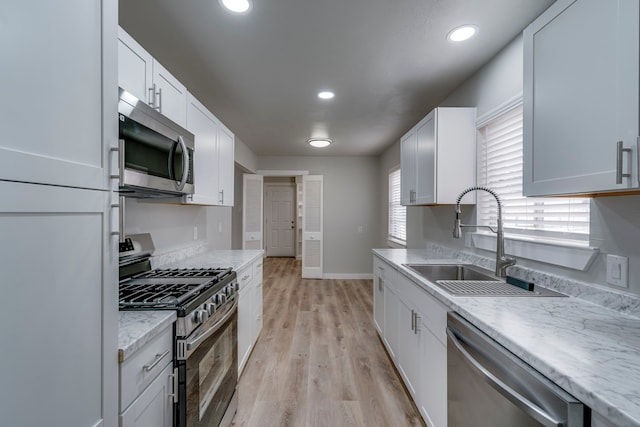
[[119, 0, 555, 157]]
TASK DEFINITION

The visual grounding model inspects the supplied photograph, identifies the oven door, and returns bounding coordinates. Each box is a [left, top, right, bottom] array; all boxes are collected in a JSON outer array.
[[177, 299, 238, 427]]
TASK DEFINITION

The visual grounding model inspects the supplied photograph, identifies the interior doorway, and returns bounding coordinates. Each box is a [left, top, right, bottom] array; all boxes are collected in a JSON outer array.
[[264, 181, 296, 257]]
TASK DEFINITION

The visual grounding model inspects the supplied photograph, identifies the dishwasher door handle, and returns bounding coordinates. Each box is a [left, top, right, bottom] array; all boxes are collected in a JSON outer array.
[[446, 327, 563, 427]]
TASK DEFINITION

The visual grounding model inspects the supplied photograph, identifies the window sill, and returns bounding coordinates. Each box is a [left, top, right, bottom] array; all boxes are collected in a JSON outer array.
[[470, 232, 599, 271], [387, 237, 406, 249]]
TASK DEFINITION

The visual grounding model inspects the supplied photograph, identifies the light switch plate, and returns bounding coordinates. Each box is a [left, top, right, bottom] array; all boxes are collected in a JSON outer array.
[[606, 254, 628, 288]]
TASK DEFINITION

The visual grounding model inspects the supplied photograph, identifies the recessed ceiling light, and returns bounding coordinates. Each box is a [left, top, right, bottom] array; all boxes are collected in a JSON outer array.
[[220, 0, 252, 14], [447, 25, 478, 42], [307, 138, 332, 148], [318, 91, 335, 100]]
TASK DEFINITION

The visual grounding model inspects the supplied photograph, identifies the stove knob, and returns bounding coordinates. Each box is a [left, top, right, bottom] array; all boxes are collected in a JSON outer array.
[[205, 303, 215, 315], [193, 309, 208, 324], [220, 294, 227, 304]]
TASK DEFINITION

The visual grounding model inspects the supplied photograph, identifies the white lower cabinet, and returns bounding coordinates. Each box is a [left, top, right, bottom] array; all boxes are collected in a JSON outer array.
[[418, 319, 447, 427], [237, 256, 264, 375], [397, 294, 420, 398], [373, 255, 448, 427], [119, 324, 174, 427], [120, 363, 174, 427]]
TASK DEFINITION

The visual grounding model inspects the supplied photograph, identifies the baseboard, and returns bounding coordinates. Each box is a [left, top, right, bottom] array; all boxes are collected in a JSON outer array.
[[321, 273, 374, 280]]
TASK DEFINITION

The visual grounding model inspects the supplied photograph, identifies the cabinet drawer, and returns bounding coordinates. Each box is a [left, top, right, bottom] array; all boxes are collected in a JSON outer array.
[[120, 325, 173, 412], [237, 265, 253, 291]]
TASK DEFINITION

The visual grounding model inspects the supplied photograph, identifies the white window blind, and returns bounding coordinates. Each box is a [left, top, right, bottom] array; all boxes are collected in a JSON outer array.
[[388, 168, 406, 244], [477, 103, 590, 238]]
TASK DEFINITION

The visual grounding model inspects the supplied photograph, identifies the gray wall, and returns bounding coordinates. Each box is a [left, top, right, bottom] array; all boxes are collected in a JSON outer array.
[[397, 35, 640, 295], [258, 156, 379, 276]]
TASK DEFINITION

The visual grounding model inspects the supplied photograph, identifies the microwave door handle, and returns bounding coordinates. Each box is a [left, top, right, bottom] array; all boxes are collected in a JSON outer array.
[[168, 140, 177, 181], [175, 135, 189, 191]]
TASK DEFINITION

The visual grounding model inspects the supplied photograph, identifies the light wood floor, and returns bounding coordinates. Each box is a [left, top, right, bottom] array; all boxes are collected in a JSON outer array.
[[231, 257, 425, 427]]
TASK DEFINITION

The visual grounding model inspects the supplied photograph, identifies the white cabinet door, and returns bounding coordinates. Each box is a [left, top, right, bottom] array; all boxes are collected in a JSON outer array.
[[373, 275, 385, 335], [118, 26, 154, 104], [243, 174, 264, 250], [153, 61, 188, 128], [383, 281, 399, 360], [302, 175, 324, 278], [396, 297, 420, 398], [418, 321, 447, 427], [401, 107, 476, 205], [0, 0, 116, 191], [238, 285, 253, 375], [523, 0, 640, 195], [0, 181, 118, 427], [415, 111, 436, 204], [186, 93, 221, 205], [218, 124, 235, 206], [400, 131, 417, 205], [120, 362, 174, 427]]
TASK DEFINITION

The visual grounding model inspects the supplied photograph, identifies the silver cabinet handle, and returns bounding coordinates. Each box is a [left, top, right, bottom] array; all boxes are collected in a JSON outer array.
[[157, 87, 162, 112], [219, 189, 224, 204], [410, 310, 415, 331], [446, 327, 563, 427], [168, 368, 178, 403], [143, 350, 170, 372], [616, 140, 631, 184], [148, 84, 156, 108], [414, 313, 420, 335]]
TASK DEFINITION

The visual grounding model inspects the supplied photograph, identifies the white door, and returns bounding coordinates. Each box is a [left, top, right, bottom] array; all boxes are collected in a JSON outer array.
[[265, 184, 296, 257], [243, 174, 263, 250], [302, 175, 323, 278]]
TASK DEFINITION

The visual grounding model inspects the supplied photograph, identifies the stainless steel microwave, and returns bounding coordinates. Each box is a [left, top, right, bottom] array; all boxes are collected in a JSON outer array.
[[118, 88, 194, 197]]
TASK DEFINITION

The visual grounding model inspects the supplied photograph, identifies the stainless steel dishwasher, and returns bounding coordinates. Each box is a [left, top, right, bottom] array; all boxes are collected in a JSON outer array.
[[446, 312, 586, 427]]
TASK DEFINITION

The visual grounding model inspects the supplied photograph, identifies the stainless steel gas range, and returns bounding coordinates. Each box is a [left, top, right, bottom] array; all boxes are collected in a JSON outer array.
[[119, 255, 238, 427]]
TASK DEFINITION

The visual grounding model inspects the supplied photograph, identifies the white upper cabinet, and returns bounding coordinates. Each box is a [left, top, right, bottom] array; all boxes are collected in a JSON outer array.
[[217, 124, 235, 206], [401, 107, 476, 205], [523, 0, 640, 196], [118, 27, 188, 128], [153, 61, 188, 128], [118, 26, 153, 105], [0, 0, 116, 191], [185, 92, 235, 206]]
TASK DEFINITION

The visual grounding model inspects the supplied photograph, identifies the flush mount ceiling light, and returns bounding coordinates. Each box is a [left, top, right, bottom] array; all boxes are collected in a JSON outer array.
[[220, 0, 252, 14], [447, 25, 478, 42], [318, 91, 335, 100], [307, 138, 332, 148]]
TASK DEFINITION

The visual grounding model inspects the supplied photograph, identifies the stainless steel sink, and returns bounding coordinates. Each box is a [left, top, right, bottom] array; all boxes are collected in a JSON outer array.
[[404, 264, 498, 282], [403, 264, 566, 297]]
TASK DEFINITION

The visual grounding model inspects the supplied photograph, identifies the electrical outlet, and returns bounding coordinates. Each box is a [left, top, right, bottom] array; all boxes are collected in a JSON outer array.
[[193, 226, 198, 241], [218, 222, 222, 233], [606, 254, 628, 288], [357, 226, 364, 233]]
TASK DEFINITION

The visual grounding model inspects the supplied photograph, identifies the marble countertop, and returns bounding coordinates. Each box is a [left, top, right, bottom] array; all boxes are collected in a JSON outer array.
[[118, 311, 176, 363], [373, 248, 640, 427], [118, 249, 264, 363]]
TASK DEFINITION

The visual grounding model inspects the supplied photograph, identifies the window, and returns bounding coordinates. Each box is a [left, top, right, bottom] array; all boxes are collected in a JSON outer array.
[[388, 168, 406, 245], [477, 102, 590, 240]]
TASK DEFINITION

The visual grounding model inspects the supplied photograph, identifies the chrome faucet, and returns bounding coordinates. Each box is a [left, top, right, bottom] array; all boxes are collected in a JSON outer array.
[[453, 186, 516, 277]]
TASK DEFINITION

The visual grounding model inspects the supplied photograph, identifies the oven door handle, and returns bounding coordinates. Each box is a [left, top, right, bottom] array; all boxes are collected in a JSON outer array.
[[446, 327, 564, 427], [186, 298, 237, 353]]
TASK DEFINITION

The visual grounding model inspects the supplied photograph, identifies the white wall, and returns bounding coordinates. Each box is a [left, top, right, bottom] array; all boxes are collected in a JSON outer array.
[[124, 198, 232, 254], [258, 156, 379, 276], [397, 35, 640, 296]]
